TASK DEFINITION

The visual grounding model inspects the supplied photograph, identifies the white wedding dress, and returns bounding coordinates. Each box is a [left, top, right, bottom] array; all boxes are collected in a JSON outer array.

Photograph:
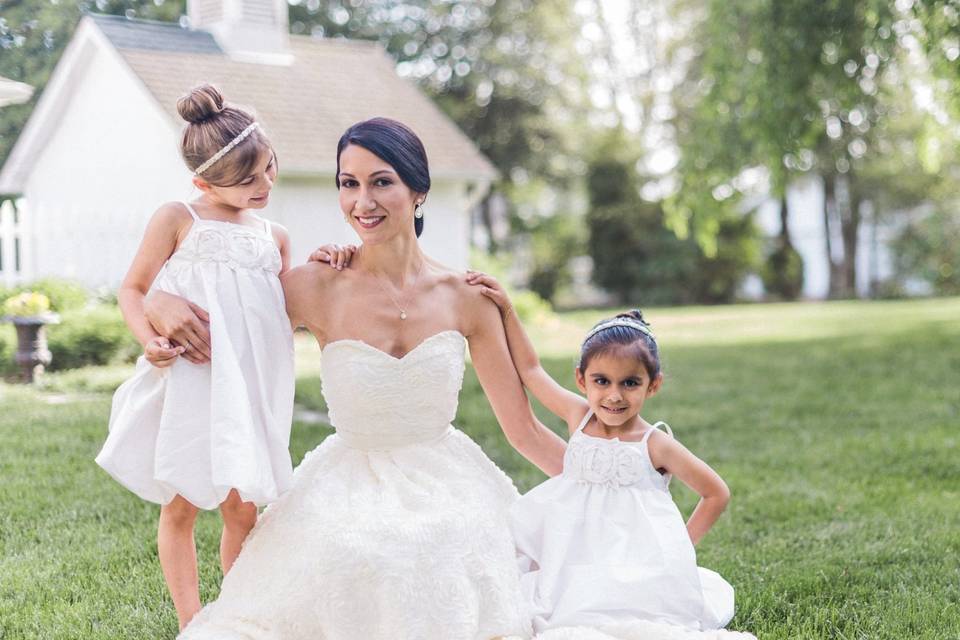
[[179, 330, 530, 640]]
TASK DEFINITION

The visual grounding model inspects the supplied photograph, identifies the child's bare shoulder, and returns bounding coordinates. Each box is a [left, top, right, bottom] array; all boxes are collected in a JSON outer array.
[[148, 201, 192, 226]]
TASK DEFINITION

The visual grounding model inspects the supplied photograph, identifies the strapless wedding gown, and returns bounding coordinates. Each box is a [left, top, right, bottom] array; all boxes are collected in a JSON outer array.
[[179, 330, 529, 640]]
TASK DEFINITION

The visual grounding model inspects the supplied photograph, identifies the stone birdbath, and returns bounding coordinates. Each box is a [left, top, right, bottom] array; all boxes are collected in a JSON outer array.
[[2, 292, 60, 383]]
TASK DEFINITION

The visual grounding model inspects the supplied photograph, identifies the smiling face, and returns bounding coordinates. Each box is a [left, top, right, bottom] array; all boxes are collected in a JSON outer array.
[[337, 144, 424, 243], [194, 148, 277, 210], [576, 348, 663, 428]]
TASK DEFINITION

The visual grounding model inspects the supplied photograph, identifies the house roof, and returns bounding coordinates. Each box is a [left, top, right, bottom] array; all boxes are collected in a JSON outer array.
[[89, 14, 496, 180]]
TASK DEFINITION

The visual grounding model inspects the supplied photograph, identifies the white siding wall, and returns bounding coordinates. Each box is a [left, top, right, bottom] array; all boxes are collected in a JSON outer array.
[[20, 35, 474, 291], [24, 39, 187, 289]]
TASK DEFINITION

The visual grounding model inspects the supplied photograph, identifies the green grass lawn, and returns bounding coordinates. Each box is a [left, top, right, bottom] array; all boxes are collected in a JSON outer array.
[[2, 298, 959, 639]]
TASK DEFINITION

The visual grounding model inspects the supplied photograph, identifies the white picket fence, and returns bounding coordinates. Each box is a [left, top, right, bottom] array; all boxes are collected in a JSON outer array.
[[0, 197, 27, 288]]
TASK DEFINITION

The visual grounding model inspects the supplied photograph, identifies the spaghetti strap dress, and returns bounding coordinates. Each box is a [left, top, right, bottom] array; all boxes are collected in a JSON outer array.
[[510, 410, 748, 638], [96, 202, 295, 509]]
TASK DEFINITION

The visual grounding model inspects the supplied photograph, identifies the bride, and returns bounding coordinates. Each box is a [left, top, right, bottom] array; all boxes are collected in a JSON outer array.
[[147, 117, 567, 639]]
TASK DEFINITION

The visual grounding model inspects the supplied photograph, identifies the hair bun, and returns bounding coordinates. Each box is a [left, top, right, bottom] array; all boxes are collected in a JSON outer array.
[[177, 84, 225, 124], [616, 309, 650, 326]]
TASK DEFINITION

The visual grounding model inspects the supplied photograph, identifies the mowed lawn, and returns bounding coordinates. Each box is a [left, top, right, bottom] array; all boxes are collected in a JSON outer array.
[[1, 298, 958, 639]]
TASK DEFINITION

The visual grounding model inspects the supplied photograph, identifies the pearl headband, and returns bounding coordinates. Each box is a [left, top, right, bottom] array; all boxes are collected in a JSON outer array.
[[582, 318, 655, 346], [193, 122, 260, 176]]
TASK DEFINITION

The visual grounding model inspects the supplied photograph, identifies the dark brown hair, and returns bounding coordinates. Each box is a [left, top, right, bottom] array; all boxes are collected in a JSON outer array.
[[336, 117, 431, 237], [578, 309, 661, 382], [177, 84, 275, 187]]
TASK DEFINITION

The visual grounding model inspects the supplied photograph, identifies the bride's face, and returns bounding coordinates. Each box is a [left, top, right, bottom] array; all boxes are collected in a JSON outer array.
[[337, 144, 423, 244]]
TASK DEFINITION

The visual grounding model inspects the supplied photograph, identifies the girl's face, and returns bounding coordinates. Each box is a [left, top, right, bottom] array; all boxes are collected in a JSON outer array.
[[576, 350, 662, 427], [337, 144, 424, 244], [196, 148, 277, 210]]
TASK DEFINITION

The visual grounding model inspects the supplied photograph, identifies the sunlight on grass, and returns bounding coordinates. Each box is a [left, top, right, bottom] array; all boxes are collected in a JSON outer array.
[[1, 298, 958, 638]]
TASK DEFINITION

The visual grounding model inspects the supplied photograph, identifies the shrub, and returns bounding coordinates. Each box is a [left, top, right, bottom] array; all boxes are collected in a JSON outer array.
[[0, 278, 89, 313], [22, 278, 89, 312], [762, 241, 805, 301], [46, 305, 139, 371], [0, 323, 17, 376]]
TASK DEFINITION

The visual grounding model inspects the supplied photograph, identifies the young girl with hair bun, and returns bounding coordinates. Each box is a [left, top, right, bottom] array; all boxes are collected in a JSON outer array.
[[95, 84, 350, 630], [468, 273, 755, 640]]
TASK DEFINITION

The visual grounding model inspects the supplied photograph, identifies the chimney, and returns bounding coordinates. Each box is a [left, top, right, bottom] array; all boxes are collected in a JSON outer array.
[[188, 0, 293, 64]]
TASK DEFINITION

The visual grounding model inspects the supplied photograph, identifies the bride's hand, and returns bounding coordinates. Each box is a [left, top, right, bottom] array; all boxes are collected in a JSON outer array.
[[143, 290, 211, 364], [307, 244, 357, 271], [465, 270, 513, 317]]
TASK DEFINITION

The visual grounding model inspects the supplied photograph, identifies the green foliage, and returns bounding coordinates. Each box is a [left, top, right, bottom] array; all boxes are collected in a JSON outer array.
[[0, 0, 184, 167], [15, 277, 88, 312], [891, 207, 960, 296], [588, 199, 699, 305], [45, 304, 140, 371], [0, 322, 16, 375], [2, 291, 50, 316], [525, 212, 585, 303], [762, 242, 805, 301], [912, 0, 960, 118], [467, 248, 554, 324], [586, 131, 759, 305]]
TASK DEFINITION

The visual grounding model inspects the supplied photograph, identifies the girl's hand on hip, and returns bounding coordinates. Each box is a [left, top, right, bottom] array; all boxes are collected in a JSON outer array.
[[144, 336, 184, 368], [308, 244, 357, 271], [465, 271, 514, 317]]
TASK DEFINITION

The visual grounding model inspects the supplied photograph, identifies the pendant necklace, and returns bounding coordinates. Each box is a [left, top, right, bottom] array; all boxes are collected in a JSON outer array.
[[369, 259, 424, 321]]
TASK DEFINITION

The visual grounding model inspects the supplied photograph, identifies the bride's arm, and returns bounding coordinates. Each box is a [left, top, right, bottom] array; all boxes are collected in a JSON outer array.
[[464, 288, 566, 477]]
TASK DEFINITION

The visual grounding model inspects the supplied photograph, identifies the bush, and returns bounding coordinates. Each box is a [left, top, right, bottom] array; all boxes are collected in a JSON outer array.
[[0, 323, 17, 376], [891, 207, 960, 296], [0, 278, 89, 313], [46, 305, 140, 371], [468, 248, 556, 323], [761, 241, 805, 301]]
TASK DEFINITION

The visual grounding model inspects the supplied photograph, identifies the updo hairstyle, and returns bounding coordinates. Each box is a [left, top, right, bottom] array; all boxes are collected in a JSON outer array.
[[578, 310, 661, 382], [177, 84, 275, 187], [335, 117, 431, 238]]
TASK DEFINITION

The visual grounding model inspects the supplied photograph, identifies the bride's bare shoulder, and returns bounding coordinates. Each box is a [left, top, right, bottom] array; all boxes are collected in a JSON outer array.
[[281, 261, 340, 295], [428, 262, 499, 334], [281, 262, 352, 324]]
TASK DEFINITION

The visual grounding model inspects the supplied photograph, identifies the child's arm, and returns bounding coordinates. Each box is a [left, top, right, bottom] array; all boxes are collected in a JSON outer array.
[[270, 222, 292, 275], [466, 271, 588, 431], [118, 203, 191, 366], [648, 432, 731, 545]]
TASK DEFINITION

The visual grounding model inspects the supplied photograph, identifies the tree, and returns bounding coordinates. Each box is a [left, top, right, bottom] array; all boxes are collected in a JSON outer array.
[[0, 0, 183, 169], [670, 0, 906, 299]]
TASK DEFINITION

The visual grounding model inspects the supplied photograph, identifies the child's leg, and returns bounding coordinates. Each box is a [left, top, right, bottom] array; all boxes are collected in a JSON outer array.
[[158, 495, 201, 630], [218, 489, 257, 575]]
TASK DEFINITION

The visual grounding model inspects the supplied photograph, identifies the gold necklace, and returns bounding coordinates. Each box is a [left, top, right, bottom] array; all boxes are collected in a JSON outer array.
[[368, 259, 425, 321]]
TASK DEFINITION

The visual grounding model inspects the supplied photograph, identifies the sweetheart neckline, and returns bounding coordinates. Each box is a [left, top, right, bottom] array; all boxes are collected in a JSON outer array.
[[320, 329, 465, 362]]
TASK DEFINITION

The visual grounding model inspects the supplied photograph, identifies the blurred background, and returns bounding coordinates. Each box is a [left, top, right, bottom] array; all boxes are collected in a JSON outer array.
[[1, 0, 959, 309]]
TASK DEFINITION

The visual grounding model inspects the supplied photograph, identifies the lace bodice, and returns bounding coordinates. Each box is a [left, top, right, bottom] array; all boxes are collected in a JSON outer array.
[[563, 415, 672, 490], [165, 219, 281, 274], [320, 330, 466, 450]]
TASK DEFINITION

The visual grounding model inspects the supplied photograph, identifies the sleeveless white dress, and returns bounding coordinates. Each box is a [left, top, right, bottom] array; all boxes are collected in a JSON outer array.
[[509, 411, 755, 640], [96, 203, 295, 510], [179, 330, 530, 640]]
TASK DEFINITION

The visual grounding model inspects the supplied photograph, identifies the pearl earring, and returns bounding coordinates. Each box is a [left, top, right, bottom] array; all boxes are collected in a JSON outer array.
[[414, 202, 424, 219]]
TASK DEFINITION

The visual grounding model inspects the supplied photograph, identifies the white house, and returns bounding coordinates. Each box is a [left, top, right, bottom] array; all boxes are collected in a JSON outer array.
[[0, 4, 496, 289]]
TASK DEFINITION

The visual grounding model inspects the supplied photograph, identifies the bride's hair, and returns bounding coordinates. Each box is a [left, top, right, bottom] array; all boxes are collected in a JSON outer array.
[[335, 118, 431, 237]]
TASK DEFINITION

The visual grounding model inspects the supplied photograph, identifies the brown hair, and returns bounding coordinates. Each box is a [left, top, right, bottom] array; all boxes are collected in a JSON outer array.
[[578, 309, 661, 382], [176, 84, 275, 187]]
